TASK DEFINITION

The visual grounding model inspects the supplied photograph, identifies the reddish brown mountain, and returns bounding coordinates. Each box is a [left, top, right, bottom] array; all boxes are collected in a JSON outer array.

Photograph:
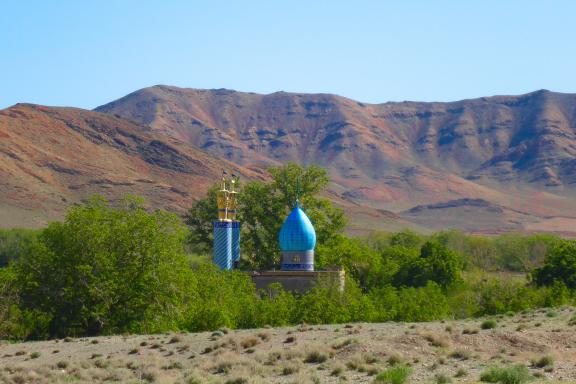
[[3, 86, 576, 235], [96, 86, 576, 235], [0, 104, 261, 228]]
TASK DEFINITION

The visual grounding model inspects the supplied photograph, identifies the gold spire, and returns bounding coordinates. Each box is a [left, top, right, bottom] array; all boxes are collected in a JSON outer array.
[[228, 174, 238, 221], [216, 171, 230, 221], [216, 171, 240, 222]]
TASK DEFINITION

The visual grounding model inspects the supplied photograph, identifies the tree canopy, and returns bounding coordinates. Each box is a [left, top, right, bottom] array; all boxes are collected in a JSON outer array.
[[532, 240, 576, 289], [185, 163, 345, 269], [13, 195, 193, 337]]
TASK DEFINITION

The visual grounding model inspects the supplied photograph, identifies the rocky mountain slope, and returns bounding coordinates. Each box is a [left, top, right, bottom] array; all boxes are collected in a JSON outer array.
[[0, 103, 400, 232], [96, 86, 576, 235], [0, 104, 260, 227]]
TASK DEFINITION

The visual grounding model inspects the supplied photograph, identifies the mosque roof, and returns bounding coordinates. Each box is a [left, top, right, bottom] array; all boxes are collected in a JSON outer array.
[[279, 203, 316, 252]]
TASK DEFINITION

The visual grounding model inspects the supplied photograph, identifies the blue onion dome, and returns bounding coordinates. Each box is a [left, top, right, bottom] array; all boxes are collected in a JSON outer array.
[[279, 203, 316, 252]]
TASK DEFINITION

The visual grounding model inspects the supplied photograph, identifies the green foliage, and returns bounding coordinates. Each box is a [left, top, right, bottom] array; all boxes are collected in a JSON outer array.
[[0, 228, 38, 267], [532, 240, 576, 288], [481, 319, 497, 330], [183, 264, 259, 331], [433, 230, 561, 272], [317, 235, 380, 288], [531, 355, 553, 368], [445, 269, 574, 318], [3, 164, 576, 341], [392, 241, 462, 290], [13, 195, 193, 337], [369, 282, 449, 322], [184, 186, 219, 253], [373, 364, 412, 384], [389, 229, 423, 249], [480, 364, 533, 384], [0, 264, 51, 340], [297, 277, 374, 324], [185, 163, 345, 270]]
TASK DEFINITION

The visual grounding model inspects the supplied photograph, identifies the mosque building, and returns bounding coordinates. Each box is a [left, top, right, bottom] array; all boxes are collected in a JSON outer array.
[[279, 200, 316, 271], [212, 172, 344, 294]]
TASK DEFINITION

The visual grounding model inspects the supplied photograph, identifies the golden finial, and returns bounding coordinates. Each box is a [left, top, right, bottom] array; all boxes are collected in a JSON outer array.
[[216, 170, 230, 221], [228, 173, 239, 221]]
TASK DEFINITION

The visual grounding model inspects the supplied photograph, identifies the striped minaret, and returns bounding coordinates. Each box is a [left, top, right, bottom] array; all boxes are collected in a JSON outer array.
[[213, 221, 232, 270], [231, 221, 241, 269], [212, 171, 241, 271]]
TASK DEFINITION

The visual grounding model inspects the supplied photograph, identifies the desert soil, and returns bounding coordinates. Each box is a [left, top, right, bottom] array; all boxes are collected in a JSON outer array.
[[1, 307, 576, 383]]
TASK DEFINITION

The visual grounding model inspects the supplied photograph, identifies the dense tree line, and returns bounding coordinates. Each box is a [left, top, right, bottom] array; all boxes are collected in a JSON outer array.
[[1, 164, 576, 340]]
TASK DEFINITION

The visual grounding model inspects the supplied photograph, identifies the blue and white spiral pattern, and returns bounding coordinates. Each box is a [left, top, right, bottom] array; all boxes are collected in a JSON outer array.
[[213, 221, 232, 270]]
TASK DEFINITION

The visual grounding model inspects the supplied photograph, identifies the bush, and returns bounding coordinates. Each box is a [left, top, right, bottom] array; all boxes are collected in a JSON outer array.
[[0, 228, 38, 267], [454, 368, 468, 377], [480, 364, 533, 384], [531, 355, 553, 368], [481, 320, 497, 330], [435, 373, 451, 384], [11, 196, 195, 338], [373, 364, 412, 384], [533, 240, 576, 288], [393, 241, 462, 290], [304, 350, 328, 364]]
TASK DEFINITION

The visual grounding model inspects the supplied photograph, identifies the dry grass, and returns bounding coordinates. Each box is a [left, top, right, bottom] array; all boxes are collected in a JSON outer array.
[[2, 308, 576, 383]]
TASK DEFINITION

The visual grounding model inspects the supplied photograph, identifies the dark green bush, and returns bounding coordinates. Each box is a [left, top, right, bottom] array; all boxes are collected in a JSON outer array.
[[480, 364, 532, 384], [481, 319, 497, 330]]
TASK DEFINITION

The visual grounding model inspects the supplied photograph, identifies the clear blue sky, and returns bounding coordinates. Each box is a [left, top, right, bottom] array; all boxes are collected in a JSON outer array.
[[1, 0, 575, 109]]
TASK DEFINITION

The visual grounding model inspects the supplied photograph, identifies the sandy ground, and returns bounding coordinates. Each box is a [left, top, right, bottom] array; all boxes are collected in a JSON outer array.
[[1, 307, 576, 383]]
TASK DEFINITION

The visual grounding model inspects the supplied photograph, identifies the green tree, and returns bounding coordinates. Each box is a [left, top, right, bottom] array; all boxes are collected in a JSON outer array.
[[13, 195, 193, 337], [316, 235, 380, 289], [532, 240, 576, 289], [0, 228, 38, 267], [393, 241, 462, 290], [185, 163, 345, 269], [389, 229, 423, 249]]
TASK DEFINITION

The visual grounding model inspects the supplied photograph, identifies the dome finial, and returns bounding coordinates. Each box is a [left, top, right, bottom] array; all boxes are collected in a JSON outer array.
[[294, 174, 301, 208]]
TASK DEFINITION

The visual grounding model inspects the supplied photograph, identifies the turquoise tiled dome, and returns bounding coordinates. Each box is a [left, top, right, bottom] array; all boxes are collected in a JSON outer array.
[[279, 204, 316, 252]]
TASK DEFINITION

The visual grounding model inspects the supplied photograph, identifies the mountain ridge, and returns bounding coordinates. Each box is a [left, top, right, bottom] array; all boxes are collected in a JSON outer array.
[[2, 86, 576, 235], [94, 85, 576, 235], [0, 103, 261, 227]]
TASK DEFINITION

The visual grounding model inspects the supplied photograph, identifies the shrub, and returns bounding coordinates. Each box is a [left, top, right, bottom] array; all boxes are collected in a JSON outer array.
[[257, 332, 271, 341], [225, 379, 248, 384], [387, 353, 404, 366], [281, 364, 299, 375], [12, 195, 192, 338], [480, 364, 532, 384], [30, 351, 40, 359], [531, 355, 553, 368], [481, 320, 497, 330], [211, 331, 223, 338], [240, 337, 259, 349], [333, 338, 357, 350], [448, 349, 470, 360], [304, 350, 328, 363], [168, 335, 182, 344], [373, 364, 412, 384], [164, 361, 183, 370], [435, 373, 451, 384], [424, 333, 449, 348], [454, 368, 468, 377], [532, 241, 576, 288]]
